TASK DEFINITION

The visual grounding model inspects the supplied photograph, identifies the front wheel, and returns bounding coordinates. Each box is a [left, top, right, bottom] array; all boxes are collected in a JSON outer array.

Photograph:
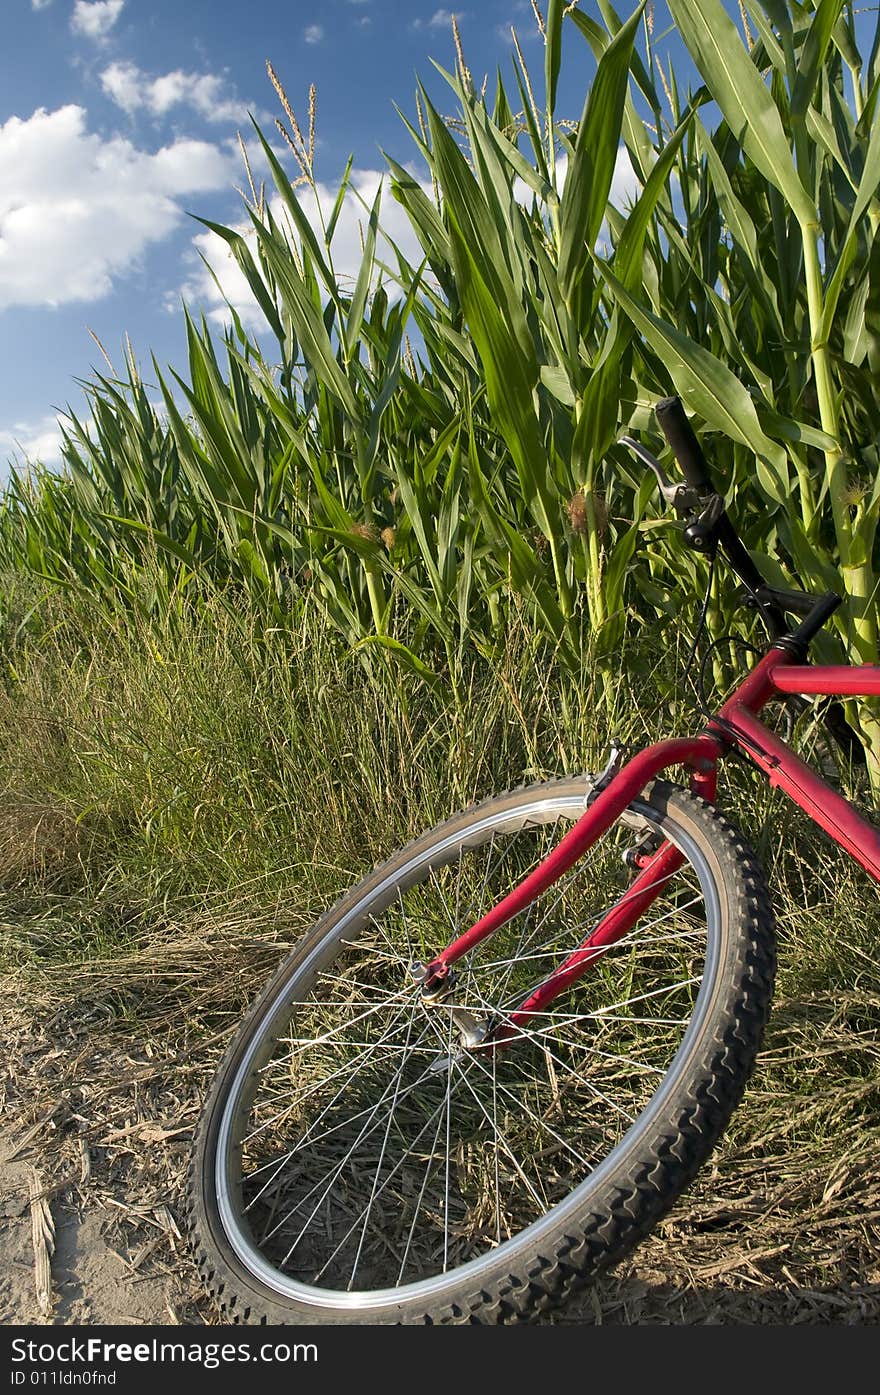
[[187, 777, 775, 1324]]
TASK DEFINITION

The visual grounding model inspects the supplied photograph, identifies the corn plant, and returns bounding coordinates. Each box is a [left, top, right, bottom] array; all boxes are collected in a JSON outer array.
[[590, 0, 880, 775]]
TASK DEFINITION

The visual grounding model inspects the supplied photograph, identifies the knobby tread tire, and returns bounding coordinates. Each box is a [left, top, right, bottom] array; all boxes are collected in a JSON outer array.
[[185, 777, 776, 1325]]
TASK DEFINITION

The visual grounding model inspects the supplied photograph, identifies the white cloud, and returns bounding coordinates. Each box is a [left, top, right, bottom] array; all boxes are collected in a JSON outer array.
[[180, 167, 432, 331], [101, 62, 255, 125], [509, 148, 638, 212], [0, 105, 237, 310], [0, 414, 65, 470], [304, 24, 324, 44], [495, 16, 540, 43], [71, 0, 124, 39], [411, 9, 461, 30], [31, 1, 54, 10], [609, 145, 640, 209], [99, 61, 143, 113]]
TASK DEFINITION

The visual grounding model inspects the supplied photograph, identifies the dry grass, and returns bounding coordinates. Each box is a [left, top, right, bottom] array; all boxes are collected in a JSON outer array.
[[0, 803, 85, 889]]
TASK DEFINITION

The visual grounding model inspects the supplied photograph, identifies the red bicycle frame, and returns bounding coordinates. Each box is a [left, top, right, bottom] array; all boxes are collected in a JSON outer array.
[[421, 645, 880, 1039]]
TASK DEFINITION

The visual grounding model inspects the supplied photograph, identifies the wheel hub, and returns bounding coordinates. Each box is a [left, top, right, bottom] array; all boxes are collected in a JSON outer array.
[[411, 960, 493, 1067]]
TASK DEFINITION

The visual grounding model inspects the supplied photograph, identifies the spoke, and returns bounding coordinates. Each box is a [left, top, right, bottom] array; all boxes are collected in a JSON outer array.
[[492, 1048, 501, 1247], [514, 1026, 635, 1126], [492, 848, 592, 1003], [359, 905, 412, 964], [465, 1046, 599, 1174], [441, 983, 697, 1070], [457, 985, 639, 1132], [247, 1025, 444, 1152], [488, 854, 547, 1004], [260, 1038, 438, 1058], [250, 1063, 428, 1202], [501, 815, 643, 960], [428, 863, 458, 939], [396, 1102, 447, 1283], [249, 1038, 417, 1152], [531, 1036, 665, 1077], [586, 975, 702, 1020], [478, 906, 704, 977], [457, 993, 672, 1110], [448, 1054, 550, 1214], [243, 1015, 435, 1209], [476, 830, 497, 921], [475, 820, 534, 915], [347, 1000, 419, 1288], [269, 986, 414, 1059], [496, 946, 704, 1017], [419, 1011, 550, 1217], [442, 1006, 454, 1272], [310, 969, 409, 1000], [340, 939, 404, 967], [512, 856, 700, 969], [310, 1076, 474, 1283], [519, 852, 592, 941], [309, 1059, 477, 1285], [341, 917, 415, 969], [397, 887, 415, 964], [495, 885, 703, 1015], [453, 841, 464, 943], [450, 816, 553, 982], [461, 825, 544, 1009], [265, 1014, 475, 1260], [271, 1051, 443, 1262], [572, 1011, 693, 1026], [253, 997, 412, 1106]]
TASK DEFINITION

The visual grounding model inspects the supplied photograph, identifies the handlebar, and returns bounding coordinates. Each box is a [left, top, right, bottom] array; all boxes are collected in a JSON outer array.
[[652, 396, 774, 605], [655, 395, 715, 496], [618, 396, 833, 644], [617, 399, 854, 758], [780, 591, 842, 654]]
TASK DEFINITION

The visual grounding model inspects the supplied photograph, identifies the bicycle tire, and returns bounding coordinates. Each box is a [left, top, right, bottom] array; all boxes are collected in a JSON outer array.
[[187, 777, 775, 1324]]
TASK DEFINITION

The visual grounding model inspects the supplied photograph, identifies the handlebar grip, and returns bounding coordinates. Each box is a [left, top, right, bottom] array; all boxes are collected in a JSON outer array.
[[655, 396, 714, 496]]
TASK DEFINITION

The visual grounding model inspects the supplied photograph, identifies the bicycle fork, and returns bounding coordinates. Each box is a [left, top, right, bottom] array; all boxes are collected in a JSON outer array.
[[412, 733, 722, 1054]]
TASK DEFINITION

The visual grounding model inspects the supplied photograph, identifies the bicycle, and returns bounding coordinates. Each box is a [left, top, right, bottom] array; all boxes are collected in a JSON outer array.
[[186, 396, 880, 1324]]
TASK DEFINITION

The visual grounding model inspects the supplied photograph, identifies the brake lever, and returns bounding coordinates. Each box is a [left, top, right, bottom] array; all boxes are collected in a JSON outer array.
[[738, 584, 817, 618], [618, 435, 699, 513], [682, 492, 726, 552]]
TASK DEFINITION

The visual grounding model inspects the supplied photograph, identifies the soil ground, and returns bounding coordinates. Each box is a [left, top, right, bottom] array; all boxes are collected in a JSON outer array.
[[2, 996, 878, 1328]]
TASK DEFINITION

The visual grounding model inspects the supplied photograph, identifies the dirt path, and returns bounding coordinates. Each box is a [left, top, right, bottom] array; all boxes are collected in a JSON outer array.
[[0, 1135, 193, 1325], [0, 976, 221, 1330], [5, 1115, 879, 1327], [2, 992, 878, 1328]]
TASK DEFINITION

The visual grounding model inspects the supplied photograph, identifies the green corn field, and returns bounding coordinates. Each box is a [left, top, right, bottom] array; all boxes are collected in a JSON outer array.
[[1, 1, 879, 767]]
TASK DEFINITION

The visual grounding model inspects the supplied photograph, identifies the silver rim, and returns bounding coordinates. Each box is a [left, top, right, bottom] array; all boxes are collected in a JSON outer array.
[[213, 789, 723, 1311]]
